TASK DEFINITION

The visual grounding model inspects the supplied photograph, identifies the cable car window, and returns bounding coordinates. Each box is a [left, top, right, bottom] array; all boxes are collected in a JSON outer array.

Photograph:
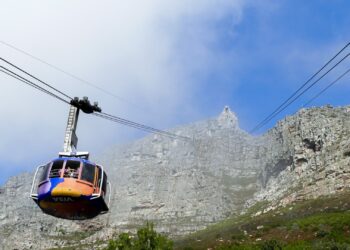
[[64, 160, 80, 178], [81, 163, 95, 183], [39, 164, 50, 183], [97, 166, 102, 188], [102, 172, 107, 195], [49, 160, 64, 178]]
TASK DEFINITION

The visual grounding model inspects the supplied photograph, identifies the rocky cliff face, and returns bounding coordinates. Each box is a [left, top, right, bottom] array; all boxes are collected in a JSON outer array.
[[248, 105, 350, 211], [98, 106, 263, 236], [0, 105, 349, 249]]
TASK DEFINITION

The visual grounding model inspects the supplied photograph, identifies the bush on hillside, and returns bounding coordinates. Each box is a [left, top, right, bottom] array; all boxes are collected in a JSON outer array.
[[105, 222, 173, 250]]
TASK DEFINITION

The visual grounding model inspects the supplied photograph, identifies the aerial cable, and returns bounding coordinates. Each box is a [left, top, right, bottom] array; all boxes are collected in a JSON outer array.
[[100, 112, 190, 140], [0, 66, 71, 105], [250, 42, 350, 133], [0, 67, 68, 104], [0, 40, 139, 108], [93, 112, 191, 141], [94, 115, 170, 138], [250, 42, 350, 132], [92, 112, 175, 139], [250, 51, 350, 133], [0, 57, 73, 100], [303, 67, 350, 107], [0, 63, 190, 141], [251, 52, 350, 132]]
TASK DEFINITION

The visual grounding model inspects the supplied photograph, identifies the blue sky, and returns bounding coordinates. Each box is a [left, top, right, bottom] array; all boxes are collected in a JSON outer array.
[[189, 0, 350, 129], [0, 0, 349, 185]]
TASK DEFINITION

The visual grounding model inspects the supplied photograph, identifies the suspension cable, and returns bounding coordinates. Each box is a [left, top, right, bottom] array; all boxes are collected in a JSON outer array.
[[250, 51, 350, 133], [303, 67, 350, 107], [0, 66, 71, 105], [0, 57, 73, 100], [0, 40, 139, 108], [100, 112, 187, 138], [250, 42, 350, 133], [93, 112, 191, 141], [0, 62, 191, 141]]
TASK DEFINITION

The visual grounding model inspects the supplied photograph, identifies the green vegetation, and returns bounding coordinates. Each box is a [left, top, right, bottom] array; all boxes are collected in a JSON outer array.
[[105, 222, 173, 250], [175, 191, 350, 249], [45, 191, 350, 249]]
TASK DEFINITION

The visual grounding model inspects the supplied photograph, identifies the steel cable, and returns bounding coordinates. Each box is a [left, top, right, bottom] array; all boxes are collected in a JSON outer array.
[[0, 40, 140, 108], [250, 51, 350, 133], [250, 42, 350, 133], [0, 57, 73, 100], [303, 67, 350, 107], [0, 62, 191, 141], [93, 112, 191, 141], [0, 66, 71, 105]]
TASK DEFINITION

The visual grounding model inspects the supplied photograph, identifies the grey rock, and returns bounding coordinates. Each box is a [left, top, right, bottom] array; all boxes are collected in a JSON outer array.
[[0, 105, 349, 249]]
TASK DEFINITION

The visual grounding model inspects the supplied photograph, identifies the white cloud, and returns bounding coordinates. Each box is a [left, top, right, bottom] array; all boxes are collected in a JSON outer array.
[[0, 0, 247, 182]]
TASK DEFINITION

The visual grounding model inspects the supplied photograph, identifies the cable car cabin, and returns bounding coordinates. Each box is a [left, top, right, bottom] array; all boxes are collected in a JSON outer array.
[[30, 157, 111, 220]]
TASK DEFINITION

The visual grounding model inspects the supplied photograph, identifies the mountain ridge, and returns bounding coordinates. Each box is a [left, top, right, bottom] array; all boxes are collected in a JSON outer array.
[[0, 104, 349, 249]]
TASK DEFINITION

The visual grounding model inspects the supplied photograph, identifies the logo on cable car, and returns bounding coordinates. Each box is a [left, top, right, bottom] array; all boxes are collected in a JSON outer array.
[[52, 197, 75, 202]]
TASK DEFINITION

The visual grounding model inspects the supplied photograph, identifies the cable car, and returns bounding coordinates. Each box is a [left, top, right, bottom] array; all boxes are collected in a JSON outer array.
[[30, 97, 111, 219], [30, 153, 111, 219]]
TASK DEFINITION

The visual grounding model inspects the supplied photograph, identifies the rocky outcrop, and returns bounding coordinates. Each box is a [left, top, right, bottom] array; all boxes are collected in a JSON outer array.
[[0, 105, 349, 249], [248, 105, 350, 209]]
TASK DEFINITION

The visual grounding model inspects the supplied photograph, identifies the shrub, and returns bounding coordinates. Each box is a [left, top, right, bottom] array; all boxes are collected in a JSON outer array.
[[260, 240, 282, 250], [104, 222, 173, 250]]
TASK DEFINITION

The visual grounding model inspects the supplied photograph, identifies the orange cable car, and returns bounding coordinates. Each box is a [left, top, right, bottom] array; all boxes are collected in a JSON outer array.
[[30, 153, 111, 219]]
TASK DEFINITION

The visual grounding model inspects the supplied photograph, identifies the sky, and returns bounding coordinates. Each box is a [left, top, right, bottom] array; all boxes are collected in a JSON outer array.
[[0, 0, 349, 185]]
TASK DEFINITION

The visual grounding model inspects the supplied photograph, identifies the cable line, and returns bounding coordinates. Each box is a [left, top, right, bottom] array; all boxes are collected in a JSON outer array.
[[250, 42, 350, 133], [303, 67, 350, 107], [0, 63, 190, 141], [251, 52, 350, 133], [0, 66, 71, 105], [94, 112, 191, 141], [0, 57, 73, 100], [0, 40, 139, 108], [101, 112, 185, 138], [250, 47, 350, 133]]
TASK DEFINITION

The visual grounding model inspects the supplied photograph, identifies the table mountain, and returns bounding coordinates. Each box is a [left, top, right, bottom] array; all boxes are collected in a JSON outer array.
[[0, 105, 349, 249]]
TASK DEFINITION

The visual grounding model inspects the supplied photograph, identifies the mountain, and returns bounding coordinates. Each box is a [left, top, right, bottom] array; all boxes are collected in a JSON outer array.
[[0, 105, 349, 249]]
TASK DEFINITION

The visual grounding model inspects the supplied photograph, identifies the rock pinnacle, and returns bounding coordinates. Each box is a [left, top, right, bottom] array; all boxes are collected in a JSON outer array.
[[218, 106, 238, 128]]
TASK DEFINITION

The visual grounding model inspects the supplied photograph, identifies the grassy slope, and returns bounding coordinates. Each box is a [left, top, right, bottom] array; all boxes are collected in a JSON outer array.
[[46, 192, 350, 249], [175, 191, 350, 250]]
